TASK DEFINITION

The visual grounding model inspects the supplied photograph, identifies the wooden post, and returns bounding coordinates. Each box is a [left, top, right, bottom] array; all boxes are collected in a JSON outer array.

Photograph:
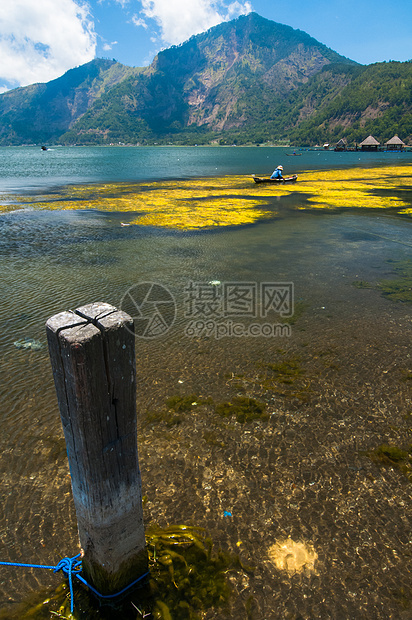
[[46, 302, 147, 596]]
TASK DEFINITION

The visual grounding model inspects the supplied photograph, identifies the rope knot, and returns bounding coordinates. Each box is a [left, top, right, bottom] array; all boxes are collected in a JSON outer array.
[[54, 554, 82, 578], [0, 553, 148, 614], [53, 554, 82, 612]]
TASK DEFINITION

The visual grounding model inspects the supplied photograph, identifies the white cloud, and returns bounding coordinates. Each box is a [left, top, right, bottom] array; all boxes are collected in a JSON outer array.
[[138, 0, 252, 46], [102, 40, 118, 51], [111, 0, 129, 7], [132, 15, 148, 28], [226, 1, 252, 19], [0, 0, 97, 90]]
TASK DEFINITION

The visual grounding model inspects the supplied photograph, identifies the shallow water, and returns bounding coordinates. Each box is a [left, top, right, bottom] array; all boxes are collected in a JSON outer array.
[[0, 148, 411, 618]]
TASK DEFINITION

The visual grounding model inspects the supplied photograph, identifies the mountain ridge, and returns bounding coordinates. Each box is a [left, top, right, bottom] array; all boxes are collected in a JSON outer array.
[[0, 13, 411, 146]]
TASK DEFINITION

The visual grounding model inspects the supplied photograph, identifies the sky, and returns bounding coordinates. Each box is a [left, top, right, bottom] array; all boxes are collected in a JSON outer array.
[[1, 0, 411, 93]]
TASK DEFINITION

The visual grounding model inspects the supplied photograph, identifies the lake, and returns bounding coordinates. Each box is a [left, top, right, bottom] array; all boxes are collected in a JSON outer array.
[[1, 144, 411, 191], [0, 146, 411, 618]]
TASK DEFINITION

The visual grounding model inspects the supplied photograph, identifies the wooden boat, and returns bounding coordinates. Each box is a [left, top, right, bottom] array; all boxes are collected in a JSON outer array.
[[252, 174, 298, 184]]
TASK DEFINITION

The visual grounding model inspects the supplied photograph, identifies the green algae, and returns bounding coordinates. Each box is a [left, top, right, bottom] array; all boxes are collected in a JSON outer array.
[[352, 280, 373, 289], [280, 300, 307, 325], [165, 395, 199, 412], [351, 260, 412, 302], [215, 396, 268, 423], [143, 395, 214, 428], [366, 444, 412, 481], [0, 525, 245, 620], [378, 260, 412, 302], [225, 356, 310, 404], [267, 358, 303, 384], [146, 524, 239, 619], [202, 430, 227, 448], [145, 409, 183, 428], [0, 583, 73, 620]]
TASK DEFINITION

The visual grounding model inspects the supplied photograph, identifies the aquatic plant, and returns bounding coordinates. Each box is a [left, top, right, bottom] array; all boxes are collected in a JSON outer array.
[[13, 338, 43, 351], [0, 525, 244, 619], [366, 444, 412, 480], [145, 524, 237, 619], [352, 280, 373, 289], [142, 395, 201, 428], [144, 409, 183, 428], [165, 394, 199, 412], [267, 358, 303, 384], [2, 164, 412, 229], [279, 300, 307, 325], [378, 260, 412, 303], [215, 396, 268, 423]]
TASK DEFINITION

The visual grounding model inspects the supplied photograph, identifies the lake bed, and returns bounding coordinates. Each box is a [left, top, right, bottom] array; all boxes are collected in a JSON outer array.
[[0, 147, 411, 618]]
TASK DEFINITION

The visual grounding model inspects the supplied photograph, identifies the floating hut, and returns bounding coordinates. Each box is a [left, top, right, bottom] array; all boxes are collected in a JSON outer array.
[[334, 138, 347, 152], [385, 135, 405, 151], [359, 135, 380, 151]]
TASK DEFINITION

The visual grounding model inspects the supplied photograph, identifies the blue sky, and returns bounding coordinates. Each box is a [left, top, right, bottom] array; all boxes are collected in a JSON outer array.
[[1, 0, 411, 92]]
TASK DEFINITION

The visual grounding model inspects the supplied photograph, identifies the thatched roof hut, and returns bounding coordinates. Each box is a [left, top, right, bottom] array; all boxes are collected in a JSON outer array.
[[385, 135, 405, 150], [359, 135, 380, 151], [334, 138, 347, 151]]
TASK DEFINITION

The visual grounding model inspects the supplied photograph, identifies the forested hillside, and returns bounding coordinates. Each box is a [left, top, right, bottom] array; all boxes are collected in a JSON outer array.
[[0, 13, 411, 146], [0, 59, 136, 145], [287, 61, 412, 145]]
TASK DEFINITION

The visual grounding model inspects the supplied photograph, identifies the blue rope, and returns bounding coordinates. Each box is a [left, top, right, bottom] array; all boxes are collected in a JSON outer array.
[[76, 571, 150, 600], [0, 555, 149, 613]]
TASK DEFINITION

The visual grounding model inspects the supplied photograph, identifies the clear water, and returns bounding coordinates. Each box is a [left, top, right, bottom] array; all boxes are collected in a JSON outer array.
[[0, 147, 411, 617], [0, 145, 410, 192]]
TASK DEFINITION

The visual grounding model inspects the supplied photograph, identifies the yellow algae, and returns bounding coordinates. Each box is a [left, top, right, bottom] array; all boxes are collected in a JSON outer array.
[[296, 165, 412, 212], [130, 197, 273, 229], [267, 539, 318, 575], [1, 165, 412, 229]]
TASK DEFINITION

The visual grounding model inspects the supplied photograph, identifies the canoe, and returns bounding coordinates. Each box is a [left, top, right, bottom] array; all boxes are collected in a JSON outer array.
[[252, 174, 298, 184]]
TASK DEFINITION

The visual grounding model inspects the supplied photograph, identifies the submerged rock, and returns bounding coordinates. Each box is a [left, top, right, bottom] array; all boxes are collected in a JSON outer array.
[[13, 338, 43, 351]]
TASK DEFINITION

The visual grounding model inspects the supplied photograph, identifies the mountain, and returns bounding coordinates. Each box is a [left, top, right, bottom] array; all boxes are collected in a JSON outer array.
[[0, 13, 411, 146], [0, 59, 136, 145], [60, 13, 357, 145], [286, 61, 412, 145]]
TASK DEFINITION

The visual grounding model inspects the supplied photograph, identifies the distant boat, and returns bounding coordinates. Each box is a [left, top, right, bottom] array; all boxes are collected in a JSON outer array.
[[41, 146, 48, 151], [252, 174, 298, 184], [286, 152, 302, 156]]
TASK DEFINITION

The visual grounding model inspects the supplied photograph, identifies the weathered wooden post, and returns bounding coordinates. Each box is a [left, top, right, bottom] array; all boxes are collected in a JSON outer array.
[[46, 302, 147, 596]]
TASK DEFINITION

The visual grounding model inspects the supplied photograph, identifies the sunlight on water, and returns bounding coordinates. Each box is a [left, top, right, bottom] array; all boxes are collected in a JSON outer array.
[[267, 539, 318, 575]]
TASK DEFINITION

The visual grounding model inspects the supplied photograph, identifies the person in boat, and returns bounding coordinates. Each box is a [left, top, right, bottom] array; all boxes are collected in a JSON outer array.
[[271, 165, 284, 180]]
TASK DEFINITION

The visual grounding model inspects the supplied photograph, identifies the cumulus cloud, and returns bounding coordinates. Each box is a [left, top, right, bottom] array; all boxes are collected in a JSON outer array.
[[138, 0, 252, 46], [132, 16, 149, 28], [103, 40, 118, 51], [0, 0, 97, 91]]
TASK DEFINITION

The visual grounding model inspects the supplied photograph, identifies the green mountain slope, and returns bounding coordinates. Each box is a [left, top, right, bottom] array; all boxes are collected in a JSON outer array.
[[59, 13, 358, 145], [0, 12, 411, 146], [287, 61, 412, 145], [0, 59, 136, 145]]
